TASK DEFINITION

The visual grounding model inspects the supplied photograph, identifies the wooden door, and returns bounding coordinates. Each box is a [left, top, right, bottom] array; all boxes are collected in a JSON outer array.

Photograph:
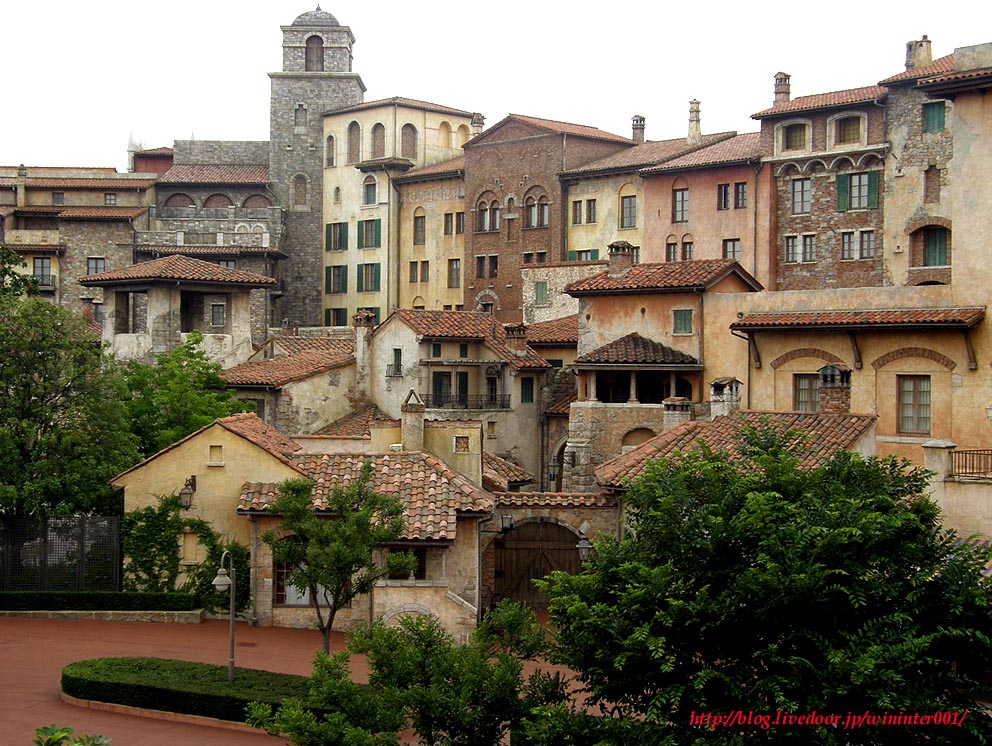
[[494, 522, 580, 609]]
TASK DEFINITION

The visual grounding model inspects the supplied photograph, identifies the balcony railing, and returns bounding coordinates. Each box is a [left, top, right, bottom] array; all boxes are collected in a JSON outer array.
[[952, 449, 992, 477], [34, 273, 56, 289], [421, 394, 511, 410], [385, 365, 403, 377]]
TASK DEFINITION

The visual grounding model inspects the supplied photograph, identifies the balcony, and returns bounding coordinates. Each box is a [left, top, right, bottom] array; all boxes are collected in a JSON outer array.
[[421, 394, 511, 410], [952, 449, 992, 477], [34, 273, 57, 290], [5, 230, 60, 246]]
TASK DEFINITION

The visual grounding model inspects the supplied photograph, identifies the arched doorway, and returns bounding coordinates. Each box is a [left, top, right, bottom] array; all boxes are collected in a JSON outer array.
[[494, 521, 581, 609]]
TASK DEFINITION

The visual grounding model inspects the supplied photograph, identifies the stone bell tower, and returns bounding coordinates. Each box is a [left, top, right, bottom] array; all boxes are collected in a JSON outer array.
[[269, 7, 365, 325]]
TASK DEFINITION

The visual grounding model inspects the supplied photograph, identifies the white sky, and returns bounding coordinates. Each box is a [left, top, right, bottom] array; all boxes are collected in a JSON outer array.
[[1, 1, 982, 172]]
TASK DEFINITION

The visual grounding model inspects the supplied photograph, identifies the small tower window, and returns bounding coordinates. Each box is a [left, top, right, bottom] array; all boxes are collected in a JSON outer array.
[[294, 104, 307, 128], [305, 35, 324, 71], [401, 124, 418, 159], [293, 174, 308, 206], [348, 122, 361, 163], [371, 123, 386, 159]]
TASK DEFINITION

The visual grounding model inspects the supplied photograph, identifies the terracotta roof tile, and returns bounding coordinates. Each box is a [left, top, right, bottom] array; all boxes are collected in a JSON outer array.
[[22, 178, 155, 189], [329, 97, 474, 117], [5, 206, 148, 220], [482, 452, 535, 492], [731, 307, 985, 331], [79, 254, 276, 286], [240, 452, 493, 541], [136, 246, 288, 259], [315, 403, 398, 437], [544, 389, 576, 416], [526, 315, 578, 345], [564, 132, 736, 175], [483, 114, 632, 145], [565, 259, 760, 294], [222, 346, 354, 387], [641, 132, 762, 173], [752, 85, 887, 118], [394, 156, 465, 181], [575, 332, 699, 366], [495, 492, 618, 508], [880, 54, 955, 84], [918, 66, 992, 88], [596, 411, 877, 488], [218, 412, 303, 459], [272, 335, 354, 355], [159, 164, 269, 185], [134, 147, 174, 156], [7, 244, 65, 254]]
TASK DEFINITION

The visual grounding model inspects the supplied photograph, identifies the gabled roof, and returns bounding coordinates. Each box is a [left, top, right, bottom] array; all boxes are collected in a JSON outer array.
[[134, 146, 175, 156], [158, 164, 269, 185], [641, 132, 763, 174], [596, 411, 877, 489], [752, 85, 887, 118], [731, 307, 985, 332], [467, 114, 632, 148], [565, 259, 762, 295], [315, 403, 399, 438], [574, 332, 699, 367], [327, 96, 473, 118], [879, 54, 954, 84], [111, 412, 304, 485], [240, 451, 494, 541], [79, 254, 277, 287], [482, 452, 535, 492], [393, 156, 465, 183], [221, 342, 354, 388], [525, 315, 578, 346], [918, 66, 992, 92], [562, 132, 736, 177]]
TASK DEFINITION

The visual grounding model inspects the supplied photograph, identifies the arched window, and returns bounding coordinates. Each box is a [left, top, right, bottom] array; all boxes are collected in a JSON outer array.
[[363, 175, 377, 206], [524, 197, 536, 228], [294, 104, 307, 128], [242, 194, 272, 208], [333, 186, 341, 204], [305, 35, 324, 72], [325, 135, 335, 167], [438, 121, 452, 148], [348, 122, 361, 163], [164, 193, 194, 208], [371, 123, 385, 159], [477, 200, 490, 232], [401, 124, 418, 159], [456, 125, 470, 146], [537, 196, 549, 227], [490, 200, 500, 231], [293, 174, 308, 206], [203, 193, 234, 208]]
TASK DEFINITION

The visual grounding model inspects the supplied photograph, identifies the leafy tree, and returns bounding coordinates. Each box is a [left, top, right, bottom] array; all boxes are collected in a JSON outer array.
[[122, 330, 250, 457], [0, 296, 138, 519], [542, 424, 992, 745], [0, 245, 38, 297], [261, 465, 410, 653]]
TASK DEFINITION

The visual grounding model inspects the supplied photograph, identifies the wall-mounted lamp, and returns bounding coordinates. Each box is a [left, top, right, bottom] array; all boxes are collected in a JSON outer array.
[[576, 534, 593, 562], [500, 513, 514, 534], [178, 475, 196, 510]]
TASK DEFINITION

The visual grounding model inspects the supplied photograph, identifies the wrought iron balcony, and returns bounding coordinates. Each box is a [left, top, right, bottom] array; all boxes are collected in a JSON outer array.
[[420, 394, 511, 410]]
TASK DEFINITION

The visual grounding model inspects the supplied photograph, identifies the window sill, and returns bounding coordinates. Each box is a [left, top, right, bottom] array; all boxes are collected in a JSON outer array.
[[207, 461, 225, 467]]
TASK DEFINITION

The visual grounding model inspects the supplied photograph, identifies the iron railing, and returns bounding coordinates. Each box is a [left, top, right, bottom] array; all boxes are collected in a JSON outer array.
[[952, 449, 992, 477], [421, 394, 511, 410]]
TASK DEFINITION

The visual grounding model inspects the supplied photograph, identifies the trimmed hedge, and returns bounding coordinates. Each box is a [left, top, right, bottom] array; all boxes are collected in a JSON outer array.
[[62, 657, 315, 723], [0, 591, 197, 611]]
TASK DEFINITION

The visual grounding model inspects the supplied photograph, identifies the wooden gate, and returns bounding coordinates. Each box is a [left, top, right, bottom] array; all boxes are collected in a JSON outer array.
[[494, 521, 580, 609]]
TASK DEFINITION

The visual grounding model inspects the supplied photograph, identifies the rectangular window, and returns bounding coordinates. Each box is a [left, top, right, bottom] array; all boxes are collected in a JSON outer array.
[[791, 178, 811, 214], [572, 200, 583, 225], [358, 219, 381, 248], [681, 242, 693, 261], [447, 258, 461, 288], [620, 195, 636, 229], [52, 192, 64, 205], [785, 236, 798, 263], [363, 180, 377, 205], [444, 212, 454, 235], [783, 123, 806, 151], [567, 249, 599, 262], [459, 343, 468, 358], [217, 259, 237, 269], [666, 242, 678, 262], [92, 302, 104, 323], [409, 261, 418, 283], [413, 215, 426, 245], [476, 255, 486, 279], [357, 263, 380, 292], [87, 257, 105, 275], [835, 116, 861, 145], [586, 199, 596, 223], [794, 374, 820, 412], [722, 239, 741, 261], [923, 227, 947, 266], [801, 234, 816, 262], [455, 212, 465, 234], [420, 260, 429, 283], [536, 251, 547, 263], [898, 375, 931, 434], [837, 172, 879, 211], [325, 265, 347, 294], [717, 183, 730, 210], [859, 230, 875, 259], [331, 308, 348, 326], [673, 308, 693, 335], [104, 193, 117, 206], [326, 222, 348, 251], [538, 201, 549, 227], [388, 348, 403, 377], [535, 281, 548, 306], [432, 343, 442, 358], [521, 376, 535, 403], [922, 101, 945, 133], [672, 189, 688, 222], [210, 303, 226, 326], [734, 182, 747, 209], [489, 255, 498, 278], [33, 257, 51, 286], [841, 232, 855, 260], [523, 253, 533, 264]]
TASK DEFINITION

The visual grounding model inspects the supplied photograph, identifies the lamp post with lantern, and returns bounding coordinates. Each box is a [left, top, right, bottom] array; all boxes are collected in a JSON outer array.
[[211, 550, 236, 682]]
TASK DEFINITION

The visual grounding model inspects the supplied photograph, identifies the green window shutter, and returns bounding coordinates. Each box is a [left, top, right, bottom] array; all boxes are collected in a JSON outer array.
[[372, 263, 381, 291], [535, 281, 547, 305], [590, 249, 599, 260], [836, 174, 849, 212], [341, 265, 348, 292], [341, 223, 348, 249], [325, 223, 332, 251], [567, 250, 577, 261], [374, 219, 382, 247], [357, 265, 364, 292], [324, 266, 332, 293], [323, 308, 331, 326], [372, 307, 380, 325], [867, 171, 879, 209], [357, 220, 365, 248]]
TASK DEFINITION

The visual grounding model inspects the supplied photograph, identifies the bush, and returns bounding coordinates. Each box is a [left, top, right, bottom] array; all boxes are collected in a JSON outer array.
[[0, 591, 197, 611]]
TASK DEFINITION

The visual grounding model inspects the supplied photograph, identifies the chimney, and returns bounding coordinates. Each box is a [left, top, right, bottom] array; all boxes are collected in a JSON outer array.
[[80, 297, 94, 323], [15, 164, 27, 207], [663, 397, 693, 430], [817, 364, 851, 414], [631, 114, 645, 144], [352, 309, 376, 386], [607, 240, 636, 276], [503, 323, 528, 356], [774, 72, 791, 105], [905, 35, 933, 71], [400, 390, 425, 452], [471, 112, 485, 136], [708, 377, 742, 420], [687, 100, 701, 145]]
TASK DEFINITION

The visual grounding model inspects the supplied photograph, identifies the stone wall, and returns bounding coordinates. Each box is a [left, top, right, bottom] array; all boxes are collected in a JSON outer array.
[[172, 140, 270, 165]]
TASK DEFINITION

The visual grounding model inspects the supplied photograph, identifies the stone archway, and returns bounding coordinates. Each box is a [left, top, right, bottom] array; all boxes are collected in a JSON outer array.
[[494, 520, 581, 609]]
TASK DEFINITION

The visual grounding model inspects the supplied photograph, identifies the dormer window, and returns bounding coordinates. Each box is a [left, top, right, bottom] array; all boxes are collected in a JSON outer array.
[[783, 123, 807, 151], [834, 116, 861, 145]]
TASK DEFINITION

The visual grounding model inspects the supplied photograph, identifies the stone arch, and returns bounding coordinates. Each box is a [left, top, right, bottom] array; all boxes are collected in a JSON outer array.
[[164, 193, 195, 208], [242, 194, 272, 208], [774, 162, 804, 177], [770, 347, 844, 370], [203, 193, 234, 208], [622, 427, 656, 449], [382, 603, 433, 625], [325, 134, 335, 167], [871, 347, 956, 371], [437, 121, 452, 148], [803, 158, 828, 174], [412, 295, 426, 309], [858, 153, 883, 169], [828, 155, 858, 171], [906, 214, 952, 234], [474, 288, 500, 311]]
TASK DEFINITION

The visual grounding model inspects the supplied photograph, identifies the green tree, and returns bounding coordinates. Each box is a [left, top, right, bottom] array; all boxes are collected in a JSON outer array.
[[542, 425, 992, 745], [0, 296, 138, 519], [0, 245, 38, 297], [261, 465, 410, 653], [122, 330, 250, 457]]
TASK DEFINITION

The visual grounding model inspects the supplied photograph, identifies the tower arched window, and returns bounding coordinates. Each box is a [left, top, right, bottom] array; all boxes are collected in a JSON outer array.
[[325, 135, 335, 167], [294, 104, 307, 128], [401, 124, 418, 159], [490, 200, 500, 231], [371, 123, 385, 159], [348, 122, 361, 163], [477, 200, 490, 232], [305, 36, 324, 72], [293, 174, 308, 206]]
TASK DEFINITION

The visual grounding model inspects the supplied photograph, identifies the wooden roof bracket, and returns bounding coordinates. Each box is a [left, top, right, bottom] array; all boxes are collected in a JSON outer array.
[[964, 329, 977, 370], [749, 332, 761, 369], [847, 331, 862, 369]]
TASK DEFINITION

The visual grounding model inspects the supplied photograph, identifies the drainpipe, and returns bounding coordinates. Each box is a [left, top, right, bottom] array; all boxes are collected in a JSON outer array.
[[250, 515, 259, 626]]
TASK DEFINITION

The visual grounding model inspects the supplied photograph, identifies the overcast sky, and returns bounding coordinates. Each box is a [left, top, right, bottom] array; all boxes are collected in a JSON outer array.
[[1, 1, 980, 172]]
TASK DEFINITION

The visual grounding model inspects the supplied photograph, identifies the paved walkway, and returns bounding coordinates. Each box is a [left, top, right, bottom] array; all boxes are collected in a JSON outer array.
[[0, 616, 361, 746]]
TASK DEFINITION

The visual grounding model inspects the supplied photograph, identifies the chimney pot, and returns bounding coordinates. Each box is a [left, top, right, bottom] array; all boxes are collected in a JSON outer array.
[[774, 72, 791, 105], [905, 36, 933, 71], [687, 100, 701, 145], [631, 114, 645, 144], [607, 240, 636, 276]]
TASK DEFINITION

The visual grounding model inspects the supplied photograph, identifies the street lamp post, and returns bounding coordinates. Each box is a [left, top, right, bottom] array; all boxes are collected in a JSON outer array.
[[211, 550, 236, 682]]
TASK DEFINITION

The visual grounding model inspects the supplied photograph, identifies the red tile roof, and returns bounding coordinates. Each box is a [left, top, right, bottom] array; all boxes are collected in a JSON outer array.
[[918, 66, 992, 88], [596, 411, 877, 489], [879, 54, 954, 84], [564, 132, 736, 176], [473, 114, 632, 146], [221, 346, 354, 387], [641, 132, 762, 173], [544, 389, 576, 416], [525, 315, 578, 345], [482, 452, 535, 492], [394, 156, 465, 182], [241, 452, 494, 541], [272, 335, 354, 355], [6, 244, 65, 254], [137, 246, 288, 259], [495, 492, 618, 508], [4, 205, 148, 220], [22, 178, 155, 189], [565, 259, 761, 295], [315, 403, 399, 437], [134, 147, 175, 156], [79, 254, 277, 287], [575, 333, 699, 366], [731, 307, 985, 331], [752, 85, 887, 118], [330, 97, 474, 118], [158, 165, 269, 185]]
